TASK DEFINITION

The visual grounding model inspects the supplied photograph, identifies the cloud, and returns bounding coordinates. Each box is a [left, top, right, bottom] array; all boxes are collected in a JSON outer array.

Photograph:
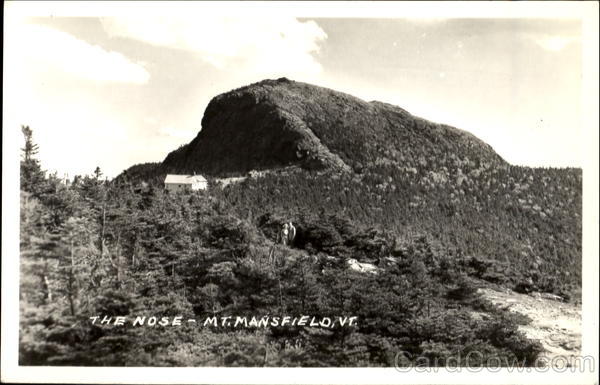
[[5, 92, 132, 178], [532, 35, 578, 52], [7, 22, 150, 84], [100, 16, 327, 77], [3, 20, 154, 178]]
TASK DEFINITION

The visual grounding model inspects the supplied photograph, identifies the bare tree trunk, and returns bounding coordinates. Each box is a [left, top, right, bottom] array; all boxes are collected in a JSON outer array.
[[131, 243, 136, 267], [68, 240, 76, 316], [43, 274, 52, 302], [23, 194, 29, 225], [263, 345, 268, 367], [108, 236, 122, 289], [116, 243, 122, 288], [101, 205, 106, 256]]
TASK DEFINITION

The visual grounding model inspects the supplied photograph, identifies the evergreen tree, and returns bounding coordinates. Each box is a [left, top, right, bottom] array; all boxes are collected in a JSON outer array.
[[94, 166, 103, 181], [21, 125, 39, 161], [20, 125, 45, 195]]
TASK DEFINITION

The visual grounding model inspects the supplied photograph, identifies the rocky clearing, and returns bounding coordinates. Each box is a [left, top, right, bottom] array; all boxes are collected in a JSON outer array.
[[478, 287, 582, 367]]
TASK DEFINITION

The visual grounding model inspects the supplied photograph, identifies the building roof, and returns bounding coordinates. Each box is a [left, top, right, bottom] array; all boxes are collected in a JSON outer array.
[[164, 174, 207, 184]]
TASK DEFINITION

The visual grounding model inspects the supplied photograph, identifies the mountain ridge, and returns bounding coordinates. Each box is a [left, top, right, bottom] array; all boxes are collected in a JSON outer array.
[[156, 78, 505, 177], [120, 78, 579, 301]]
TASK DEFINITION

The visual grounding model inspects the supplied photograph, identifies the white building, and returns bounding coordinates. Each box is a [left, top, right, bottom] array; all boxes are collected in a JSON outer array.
[[164, 174, 208, 192]]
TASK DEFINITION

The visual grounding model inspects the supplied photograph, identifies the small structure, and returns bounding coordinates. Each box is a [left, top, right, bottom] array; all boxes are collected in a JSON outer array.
[[164, 174, 207, 192]]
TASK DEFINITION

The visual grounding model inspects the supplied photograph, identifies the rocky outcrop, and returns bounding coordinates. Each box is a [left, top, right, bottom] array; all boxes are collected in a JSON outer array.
[[161, 78, 505, 176]]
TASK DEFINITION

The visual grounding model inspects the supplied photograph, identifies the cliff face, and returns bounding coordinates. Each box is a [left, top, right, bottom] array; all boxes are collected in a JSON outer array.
[[161, 78, 505, 176]]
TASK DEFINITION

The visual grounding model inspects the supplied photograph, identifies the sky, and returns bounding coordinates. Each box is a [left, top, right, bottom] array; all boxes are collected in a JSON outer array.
[[3, 4, 587, 178]]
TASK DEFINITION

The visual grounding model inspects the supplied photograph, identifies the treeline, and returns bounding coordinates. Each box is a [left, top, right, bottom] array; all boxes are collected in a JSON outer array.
[[18, 126, 552, 366], [213, 157, 582, 300]]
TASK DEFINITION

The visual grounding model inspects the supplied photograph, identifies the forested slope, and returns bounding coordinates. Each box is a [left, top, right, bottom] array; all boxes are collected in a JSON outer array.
[[123, 78, 581, 299], [20, 163, 547, 366]]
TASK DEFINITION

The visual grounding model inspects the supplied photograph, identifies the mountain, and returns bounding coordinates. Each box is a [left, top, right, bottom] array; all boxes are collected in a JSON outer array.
[[159, 78, 505, 176], [118, 78, 581, 299]]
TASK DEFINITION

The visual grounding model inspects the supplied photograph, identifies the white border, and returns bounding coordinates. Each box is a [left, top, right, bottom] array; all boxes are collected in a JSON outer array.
[[3, 0, 598, 18], [2, 2, 599, 384]]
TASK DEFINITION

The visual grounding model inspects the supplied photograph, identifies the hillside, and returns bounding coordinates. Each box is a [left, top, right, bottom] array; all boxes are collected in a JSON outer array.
[[118, 78, 582, 300], [160, 78, 505, 176]]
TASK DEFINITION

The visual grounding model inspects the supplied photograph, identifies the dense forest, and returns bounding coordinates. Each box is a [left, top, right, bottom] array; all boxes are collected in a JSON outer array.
[[19, 123, 581, 367], [211, 158, 582, 300]]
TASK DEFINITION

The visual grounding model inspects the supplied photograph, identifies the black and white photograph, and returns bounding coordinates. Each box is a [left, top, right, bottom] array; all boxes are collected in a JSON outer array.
[[2, 1, 598, 384]]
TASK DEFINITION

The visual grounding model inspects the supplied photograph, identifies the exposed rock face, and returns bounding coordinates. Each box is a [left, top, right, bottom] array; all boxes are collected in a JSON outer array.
[[347, 258, 379, 275], [478, 288, 581, 367], [161, 78, 505, 176]]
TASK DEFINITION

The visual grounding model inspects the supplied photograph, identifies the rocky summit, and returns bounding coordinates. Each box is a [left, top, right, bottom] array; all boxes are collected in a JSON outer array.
[[161, 78, 505, 176]]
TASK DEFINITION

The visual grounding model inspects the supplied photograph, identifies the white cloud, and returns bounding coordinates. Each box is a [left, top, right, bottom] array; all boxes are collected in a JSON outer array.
[[7, 21, 150, 84], [5, 92, 131, 178], [100, 16, 327, 77], [3, 20, 152, 178], [533, 35, 578, 52]]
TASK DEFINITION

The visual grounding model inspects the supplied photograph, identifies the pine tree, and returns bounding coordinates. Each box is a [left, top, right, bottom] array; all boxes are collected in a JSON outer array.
[[21, 125, 39, 161], [94, 166, 103, 181], [20, 125, 45, 195]]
